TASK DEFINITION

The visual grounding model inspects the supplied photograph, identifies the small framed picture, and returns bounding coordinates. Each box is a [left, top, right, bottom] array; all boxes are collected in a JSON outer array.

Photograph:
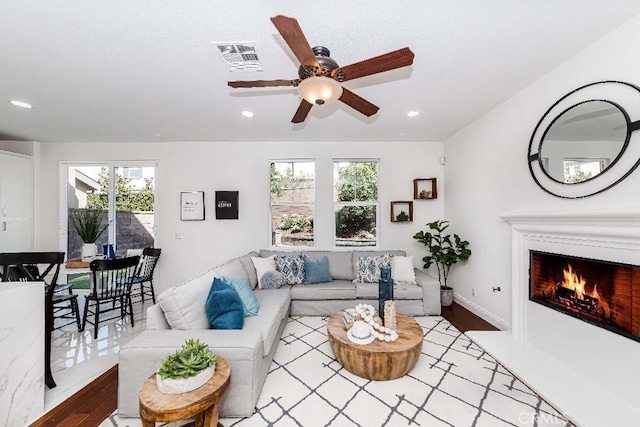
[[215, 191, 239, 220], [180, 191, 205, 221]]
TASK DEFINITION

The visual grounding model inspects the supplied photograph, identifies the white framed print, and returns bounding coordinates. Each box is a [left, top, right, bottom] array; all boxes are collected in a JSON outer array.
[[180, 191, 205, 221]]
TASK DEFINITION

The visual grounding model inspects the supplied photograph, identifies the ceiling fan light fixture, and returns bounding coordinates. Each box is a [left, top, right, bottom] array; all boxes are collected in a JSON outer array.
[[297, 76, 343, 106]]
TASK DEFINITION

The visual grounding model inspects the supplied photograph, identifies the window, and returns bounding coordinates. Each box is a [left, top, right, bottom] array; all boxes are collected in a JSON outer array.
[[333, 160, 379, 247], [270, 161, 315, 247], [563, 158, 608, 183], [64, 163, 156, 261]]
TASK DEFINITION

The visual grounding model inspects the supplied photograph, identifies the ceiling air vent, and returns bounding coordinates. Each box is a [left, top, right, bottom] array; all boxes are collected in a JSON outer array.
[[214, 42, 263, 72]]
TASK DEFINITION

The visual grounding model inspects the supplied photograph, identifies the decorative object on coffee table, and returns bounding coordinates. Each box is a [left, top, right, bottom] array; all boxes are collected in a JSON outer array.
[[384, 300, 397, 331], [347, 320, 375, 345], [378, 267, 394, 324], [327, 312, 422, 380], [139, 356, 230, 427], [156, 339, 218, 394], [413, 219, 471, 307]]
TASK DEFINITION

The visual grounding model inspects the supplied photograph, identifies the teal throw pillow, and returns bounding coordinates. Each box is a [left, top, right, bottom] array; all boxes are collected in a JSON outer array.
[[205, 277, 244, 329], [223, 277, 260, 317], [303, 256, 332, 284]]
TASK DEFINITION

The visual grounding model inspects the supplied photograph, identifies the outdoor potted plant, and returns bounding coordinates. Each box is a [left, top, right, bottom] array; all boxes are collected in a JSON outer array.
[[156, 338, 217, 394], [70, 209, 110, 261], [413, 220, 471, 306]]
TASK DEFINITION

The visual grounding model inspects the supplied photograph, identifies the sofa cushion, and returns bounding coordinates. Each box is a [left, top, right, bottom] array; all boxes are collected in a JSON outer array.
[[251, 288, 291, 356], [157, 268, 217, 330], [223, 277, 259, 317], [303, 256, 332, 284], [215, 258, 250, 283], [302, 250, 353, 280], [356, 253, 393, 283], [290, 280, 356, 300], [238, 251, 260, 289], [354, 281, 423, 299], [205, 278, 244, 329], [391, 255, 416, 283], [275, 255, 305, 285], [251, 255, 276, 289]]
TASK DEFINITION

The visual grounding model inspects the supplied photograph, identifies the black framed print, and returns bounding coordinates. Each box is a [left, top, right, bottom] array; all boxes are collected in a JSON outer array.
[[180, 191, 205, 221], [215, 191, 239, 219]]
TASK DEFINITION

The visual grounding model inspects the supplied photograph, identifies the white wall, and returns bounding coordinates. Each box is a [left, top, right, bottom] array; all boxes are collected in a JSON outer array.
[[36, 140, 443, 293], [443, 14, 640, 328]]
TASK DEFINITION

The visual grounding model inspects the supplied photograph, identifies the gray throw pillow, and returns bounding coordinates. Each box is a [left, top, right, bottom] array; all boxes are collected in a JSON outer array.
[[261, 270, 285, 289]]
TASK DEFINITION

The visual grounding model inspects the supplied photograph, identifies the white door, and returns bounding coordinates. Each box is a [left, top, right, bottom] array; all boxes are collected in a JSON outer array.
[[0, 151, 34, 251]]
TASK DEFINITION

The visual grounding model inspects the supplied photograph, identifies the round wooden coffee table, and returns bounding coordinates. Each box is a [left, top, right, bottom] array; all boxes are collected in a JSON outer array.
[[327, 312, 423, 381], [139, 356, 231, 427]]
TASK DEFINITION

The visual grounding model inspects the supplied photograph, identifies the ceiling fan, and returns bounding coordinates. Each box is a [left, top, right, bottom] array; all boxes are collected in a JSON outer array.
[[228, 15, 415, 123]]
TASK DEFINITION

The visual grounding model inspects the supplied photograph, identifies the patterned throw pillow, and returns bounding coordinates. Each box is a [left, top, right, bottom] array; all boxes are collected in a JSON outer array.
[[261, 270, 285, 289], [274, 255, 305, 285], [357, 254, 392, 283]]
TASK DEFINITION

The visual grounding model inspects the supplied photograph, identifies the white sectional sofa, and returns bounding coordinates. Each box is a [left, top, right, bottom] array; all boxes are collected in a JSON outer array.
[[117, 249, 439, 418]]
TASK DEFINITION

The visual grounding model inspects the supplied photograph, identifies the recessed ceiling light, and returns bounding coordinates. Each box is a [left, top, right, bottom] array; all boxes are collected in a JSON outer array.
[[241, 110, 254, 118], [10, 100, 32, 109], [407, 110, 420, 118]]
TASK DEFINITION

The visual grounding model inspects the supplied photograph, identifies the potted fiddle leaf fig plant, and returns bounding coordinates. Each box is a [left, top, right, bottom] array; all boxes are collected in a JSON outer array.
[[156, 339, 217, 394], [70, 209, 110, 261], [413, 220, 471, 306]]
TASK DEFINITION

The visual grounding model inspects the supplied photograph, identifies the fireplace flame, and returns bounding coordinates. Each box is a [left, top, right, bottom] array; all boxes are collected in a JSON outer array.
[[561, 264, 589, 299], [557, 264, 610, 318]]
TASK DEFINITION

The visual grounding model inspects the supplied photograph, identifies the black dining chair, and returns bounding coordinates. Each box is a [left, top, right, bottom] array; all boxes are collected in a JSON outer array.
[[131, 248, 161, 304], [82, 256, 140, 339], [0, 251, 65, 389], [4, 264, 82, 332]]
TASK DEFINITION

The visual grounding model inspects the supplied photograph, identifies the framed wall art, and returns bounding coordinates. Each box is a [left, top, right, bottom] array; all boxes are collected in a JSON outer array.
[[180, 191, 205, 221], [215, 191, 239, 220]]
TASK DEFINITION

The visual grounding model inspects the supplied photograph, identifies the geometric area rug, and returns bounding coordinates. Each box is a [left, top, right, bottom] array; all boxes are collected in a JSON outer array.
[[102, 316, 573, 427]]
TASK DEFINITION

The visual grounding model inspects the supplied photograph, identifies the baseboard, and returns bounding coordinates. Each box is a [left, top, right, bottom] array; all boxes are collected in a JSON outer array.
[[453, 294, 510, 331]]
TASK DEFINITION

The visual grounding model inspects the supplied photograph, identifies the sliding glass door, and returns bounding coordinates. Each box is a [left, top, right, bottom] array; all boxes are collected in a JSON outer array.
[[63, 163, 156, 260]]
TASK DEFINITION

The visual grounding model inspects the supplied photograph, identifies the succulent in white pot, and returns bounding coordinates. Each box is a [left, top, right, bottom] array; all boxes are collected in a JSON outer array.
[[156, 339, 217, 394]]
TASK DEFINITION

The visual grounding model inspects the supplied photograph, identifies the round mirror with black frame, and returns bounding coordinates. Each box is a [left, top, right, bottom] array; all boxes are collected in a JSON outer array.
[[528, 81, 640, 198]]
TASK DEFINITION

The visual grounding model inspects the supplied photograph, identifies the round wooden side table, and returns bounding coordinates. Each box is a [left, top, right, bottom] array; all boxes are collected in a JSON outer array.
[[139, 356, 231, 427], [327, 312, 423, 381]]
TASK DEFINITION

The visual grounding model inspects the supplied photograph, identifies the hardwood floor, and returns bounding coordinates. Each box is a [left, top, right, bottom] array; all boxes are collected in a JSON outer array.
[[30, 365, 118, 427], [29, 302, 498, 426]]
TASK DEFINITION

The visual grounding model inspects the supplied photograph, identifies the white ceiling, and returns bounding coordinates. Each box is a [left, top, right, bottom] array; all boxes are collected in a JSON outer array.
[[2, 1, 640, 143]]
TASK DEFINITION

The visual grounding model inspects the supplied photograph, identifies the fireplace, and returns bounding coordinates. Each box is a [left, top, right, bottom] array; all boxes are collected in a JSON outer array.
[[529, 250, 640, 342], [466, 209, 640, 426]]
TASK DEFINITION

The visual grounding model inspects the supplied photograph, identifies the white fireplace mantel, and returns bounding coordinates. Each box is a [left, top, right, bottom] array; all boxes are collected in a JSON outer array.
[[468, 207, 640, 426]]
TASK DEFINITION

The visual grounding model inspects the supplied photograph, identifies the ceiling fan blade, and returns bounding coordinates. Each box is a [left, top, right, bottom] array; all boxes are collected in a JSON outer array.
[[228, 79, 297, 88], [339, 47, 415, 81], [270, 15, 319, 67], [339, 88, 379, 117], [292, 100, 313, 123]]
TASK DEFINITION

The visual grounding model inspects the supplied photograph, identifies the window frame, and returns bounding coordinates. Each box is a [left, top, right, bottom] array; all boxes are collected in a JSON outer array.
[[332, 158, 380, 248], [58, 161, 158, 256], [269, 159, 316, 248]]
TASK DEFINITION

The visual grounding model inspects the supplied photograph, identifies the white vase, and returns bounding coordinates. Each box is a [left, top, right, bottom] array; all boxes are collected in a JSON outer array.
[[156, 365, 215, 394], [81, 243, 97, 261]]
